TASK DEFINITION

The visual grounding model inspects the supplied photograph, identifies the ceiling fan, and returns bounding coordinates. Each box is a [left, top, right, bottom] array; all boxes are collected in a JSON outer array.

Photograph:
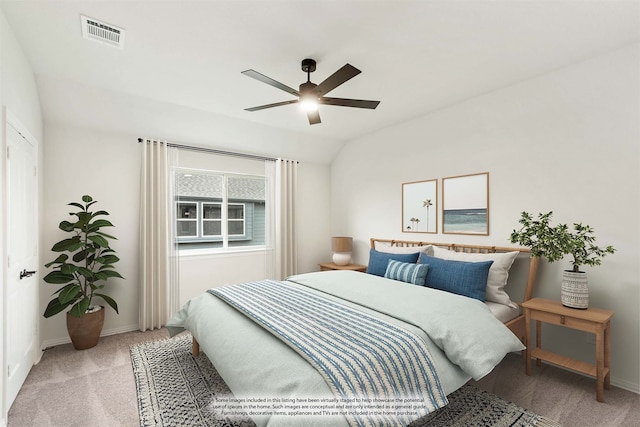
[[242, 58, 380, 125]]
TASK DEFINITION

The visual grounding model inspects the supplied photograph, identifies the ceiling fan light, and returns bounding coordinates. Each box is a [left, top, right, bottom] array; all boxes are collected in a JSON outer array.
[[299, 94, 319, 112]]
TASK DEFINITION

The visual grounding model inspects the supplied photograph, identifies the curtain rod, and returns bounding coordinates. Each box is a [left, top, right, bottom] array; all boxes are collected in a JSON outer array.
[[137, 137, 280, 162]]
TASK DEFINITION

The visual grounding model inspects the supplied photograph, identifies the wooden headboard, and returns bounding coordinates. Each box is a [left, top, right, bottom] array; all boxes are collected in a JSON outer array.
[[370, 238, 539, 340]]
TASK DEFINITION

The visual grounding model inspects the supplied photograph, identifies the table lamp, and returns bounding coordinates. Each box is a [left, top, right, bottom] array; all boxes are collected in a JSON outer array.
[[332, 236, 353, 266]]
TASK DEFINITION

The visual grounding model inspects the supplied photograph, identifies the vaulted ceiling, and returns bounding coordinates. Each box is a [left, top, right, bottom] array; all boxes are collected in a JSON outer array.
[[2, 1, 638, 163]]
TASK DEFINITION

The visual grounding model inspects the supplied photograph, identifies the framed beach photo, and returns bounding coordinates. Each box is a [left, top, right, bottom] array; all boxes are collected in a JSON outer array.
[[402, 179, 437, 233], [442, 172, 489, 235]]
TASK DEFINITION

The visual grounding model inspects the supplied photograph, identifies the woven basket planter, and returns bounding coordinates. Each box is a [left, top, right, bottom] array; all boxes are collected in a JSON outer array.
[[561, 271, 589, 309]]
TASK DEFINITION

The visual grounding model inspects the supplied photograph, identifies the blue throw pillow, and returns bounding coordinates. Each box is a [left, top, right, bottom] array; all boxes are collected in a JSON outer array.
[[418, 253, 493, 301], [366, 249, 420, 277], [384, 260, 429, 286]]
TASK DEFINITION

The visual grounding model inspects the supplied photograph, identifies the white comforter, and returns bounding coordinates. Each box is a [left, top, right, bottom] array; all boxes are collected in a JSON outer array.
[[167, 270, 524, 427]]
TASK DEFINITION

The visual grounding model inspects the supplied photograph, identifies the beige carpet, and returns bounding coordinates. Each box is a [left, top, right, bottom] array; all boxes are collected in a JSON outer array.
[[8, 328, 639, 426], [8, 328, 168, 427]]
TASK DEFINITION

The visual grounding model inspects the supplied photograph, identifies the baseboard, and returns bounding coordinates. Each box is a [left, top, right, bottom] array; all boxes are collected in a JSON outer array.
[[611, 376, 640, 394], [40, 323, 139, 351]]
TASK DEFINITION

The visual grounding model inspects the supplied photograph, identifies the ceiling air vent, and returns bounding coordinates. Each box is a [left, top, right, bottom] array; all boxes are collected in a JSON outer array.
[[80, 15, 125, 49]]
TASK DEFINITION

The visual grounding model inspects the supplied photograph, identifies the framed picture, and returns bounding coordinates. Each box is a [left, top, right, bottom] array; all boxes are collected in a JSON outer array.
[[442, 172, 489, 235], [402, 179, 437, 233]]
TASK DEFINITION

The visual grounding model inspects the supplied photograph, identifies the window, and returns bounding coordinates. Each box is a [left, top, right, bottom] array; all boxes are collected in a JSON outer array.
[[202, 203, 221, 237], [175, 169, 265, 250], [176, 202, 198, 237], [227, 203, 245, 236]]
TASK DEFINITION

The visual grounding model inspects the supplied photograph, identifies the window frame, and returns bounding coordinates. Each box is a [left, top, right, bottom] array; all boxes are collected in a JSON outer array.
[[176, 201, 199, 240], [227, 202, 246, 237], [174, 170, 265, 251], [201, 202, 222, 238]]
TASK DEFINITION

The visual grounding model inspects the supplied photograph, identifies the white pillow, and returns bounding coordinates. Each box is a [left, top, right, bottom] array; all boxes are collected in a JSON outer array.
[[431, 246, 519, 309], [374, 241, 433, 255]]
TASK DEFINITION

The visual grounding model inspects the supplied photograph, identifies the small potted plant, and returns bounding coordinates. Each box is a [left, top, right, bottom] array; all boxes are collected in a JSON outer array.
[[509, 211, 615, 308], [43, 195, 123, 349]]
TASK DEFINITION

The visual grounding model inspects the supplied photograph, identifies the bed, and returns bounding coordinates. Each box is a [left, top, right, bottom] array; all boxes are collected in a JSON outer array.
[[368, 238, 539, 341], [167, 238, 539, 427]]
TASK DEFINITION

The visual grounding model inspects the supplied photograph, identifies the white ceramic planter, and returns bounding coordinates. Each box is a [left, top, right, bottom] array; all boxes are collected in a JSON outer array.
[[561, 270, 589, 309]]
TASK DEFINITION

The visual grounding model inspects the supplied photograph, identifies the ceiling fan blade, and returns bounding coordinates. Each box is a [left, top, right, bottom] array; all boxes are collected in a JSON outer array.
[[314, 64, 361, 96], [245, 99, 299, 112], [307, 110, 321, 125], [320, 97, 380, 109], [241, 69, 300, 97]]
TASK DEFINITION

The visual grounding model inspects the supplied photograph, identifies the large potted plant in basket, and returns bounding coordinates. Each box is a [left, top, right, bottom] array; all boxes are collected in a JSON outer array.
[[43, 195, 123, 349], [509, 211, 615, 309]]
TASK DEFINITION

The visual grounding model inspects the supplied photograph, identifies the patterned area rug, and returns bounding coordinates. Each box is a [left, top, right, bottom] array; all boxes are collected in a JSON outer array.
[[130, 334, 561, 427]]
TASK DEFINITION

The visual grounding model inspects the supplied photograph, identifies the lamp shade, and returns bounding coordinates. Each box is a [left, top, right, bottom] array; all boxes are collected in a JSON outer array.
[[331, 237, 353, 253]]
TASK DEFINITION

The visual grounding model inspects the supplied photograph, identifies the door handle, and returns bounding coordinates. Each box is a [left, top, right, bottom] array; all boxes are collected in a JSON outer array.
[[19, 269, 36, 280]]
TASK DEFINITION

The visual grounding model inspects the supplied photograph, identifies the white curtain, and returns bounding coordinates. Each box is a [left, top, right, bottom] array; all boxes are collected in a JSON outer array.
[[270, 158, 298, 280], [139, 139, 179, 331]]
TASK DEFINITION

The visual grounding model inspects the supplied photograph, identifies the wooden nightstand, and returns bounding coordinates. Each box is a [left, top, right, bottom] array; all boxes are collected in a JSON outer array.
[[522, 297, 613, 402], [319, 262, 367, 272]]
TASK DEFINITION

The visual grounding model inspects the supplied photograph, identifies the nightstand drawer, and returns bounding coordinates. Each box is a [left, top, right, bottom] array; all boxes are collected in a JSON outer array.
[[528, 309, 598, 333]]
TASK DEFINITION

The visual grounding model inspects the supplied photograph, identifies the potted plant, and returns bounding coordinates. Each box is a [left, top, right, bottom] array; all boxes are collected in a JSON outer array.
[[509, 211, 615, 309], [43, 195, 123, 349]]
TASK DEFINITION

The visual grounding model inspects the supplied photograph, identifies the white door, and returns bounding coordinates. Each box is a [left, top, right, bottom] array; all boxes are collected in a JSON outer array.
[[5, 120, 38, 410]]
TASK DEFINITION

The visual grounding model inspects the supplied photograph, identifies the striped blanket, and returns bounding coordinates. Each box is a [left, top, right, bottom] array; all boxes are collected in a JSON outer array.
[[209, 280, 448, 427]]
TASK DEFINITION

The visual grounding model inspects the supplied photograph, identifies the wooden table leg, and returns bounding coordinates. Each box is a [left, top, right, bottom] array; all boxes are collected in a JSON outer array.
[[535, 319, 542, 367], [525, 308, 532, 376], [596, 323, 605, 402], [604, 321, 611, 391], [192, 337, 200, 356]]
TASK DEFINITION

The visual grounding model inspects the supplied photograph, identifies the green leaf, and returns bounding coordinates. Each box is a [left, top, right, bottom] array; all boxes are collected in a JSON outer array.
[[94, 293, 118, 314], [43, 298, 72, 318], [45, 254, 69, 268], [43, 271, 74, 284], [72, 249, 89, 263], [60, 264, 78, 275], [74, 212, 91, 228], [87, 219, 114, 230], [67, 202, 85, 210], [95, 231, 116, 240], [81, 195, 93, 203], [59, 220, 75, 232], [91, 210, 109, 218], [58, 285, 81, 304], [96, 255, 119, 266], [99, 270, 124, 279], [76, 267, 95, 279], [51, 237, 81, 252], [68, 298, 91, 318], [88, 235, 109, 248]]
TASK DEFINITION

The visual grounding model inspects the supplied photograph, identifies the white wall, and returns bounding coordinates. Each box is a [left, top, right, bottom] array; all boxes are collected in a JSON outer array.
[[41, 124, 141, 345], [41, 123, 332, 346], [331, 44, 640, 392], [0, 7, 43, 422]]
